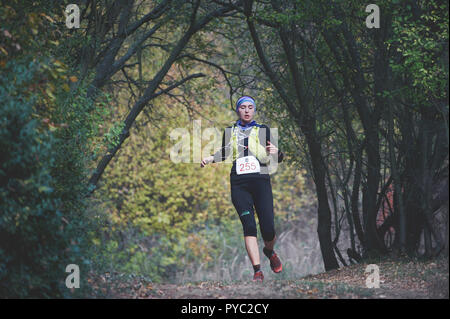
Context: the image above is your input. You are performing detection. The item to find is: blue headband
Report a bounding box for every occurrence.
[236,96,256,113]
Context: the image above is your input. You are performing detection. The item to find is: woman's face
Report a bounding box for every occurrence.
[238,102,255,124]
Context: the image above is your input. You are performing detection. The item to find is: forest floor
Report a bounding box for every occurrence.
[89,255,448,299]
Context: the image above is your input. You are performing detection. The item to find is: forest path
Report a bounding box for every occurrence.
[90,256,448,299]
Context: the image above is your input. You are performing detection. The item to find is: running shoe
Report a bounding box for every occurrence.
[269,252,282,273]
[253,270,264,282]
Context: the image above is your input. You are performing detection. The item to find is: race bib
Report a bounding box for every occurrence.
[236,156,260,175]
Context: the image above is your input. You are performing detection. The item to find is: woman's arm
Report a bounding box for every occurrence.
[261,125,284,163]
[211,129,227,163]
[201,127,231,167]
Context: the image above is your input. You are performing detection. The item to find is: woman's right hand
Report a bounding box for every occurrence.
[201,155,214,168]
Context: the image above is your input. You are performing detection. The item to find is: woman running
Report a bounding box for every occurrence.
[201,96,284,282]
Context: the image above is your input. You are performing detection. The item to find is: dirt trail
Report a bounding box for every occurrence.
[90,257,448,299]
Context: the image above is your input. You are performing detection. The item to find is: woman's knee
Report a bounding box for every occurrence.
[261,229,275,242]
[240,213,257,237]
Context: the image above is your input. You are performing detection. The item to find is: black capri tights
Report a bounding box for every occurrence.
[230,177,276,242]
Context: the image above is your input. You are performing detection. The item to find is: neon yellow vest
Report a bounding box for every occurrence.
[230,125,270,164]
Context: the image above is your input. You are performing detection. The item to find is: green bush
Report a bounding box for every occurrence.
[0,57,105,298]
[0,59,69,297]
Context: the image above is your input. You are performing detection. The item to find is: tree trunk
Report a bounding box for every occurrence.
[305,126,340,271]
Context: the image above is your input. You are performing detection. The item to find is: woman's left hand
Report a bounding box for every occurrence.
[266,141,278,155]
